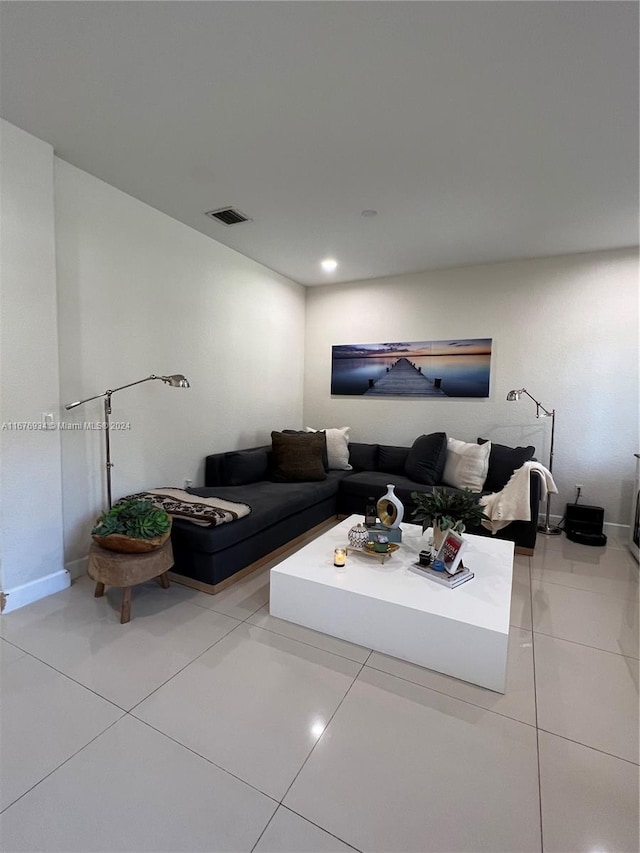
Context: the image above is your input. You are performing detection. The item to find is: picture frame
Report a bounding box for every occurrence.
[330,338,492,397]
[435,529,467,575]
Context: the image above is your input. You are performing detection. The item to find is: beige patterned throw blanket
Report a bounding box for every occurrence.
[124,489,251,527]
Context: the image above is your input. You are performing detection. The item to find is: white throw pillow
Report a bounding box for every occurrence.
[442,437,491,492]
[305,426,352,470]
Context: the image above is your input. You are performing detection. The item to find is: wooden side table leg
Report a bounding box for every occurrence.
[120,587,132,624]
[159,572,170,589]
[94,582,105,598]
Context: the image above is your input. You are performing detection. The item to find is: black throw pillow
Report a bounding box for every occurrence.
[478,438,535,493]
[404,432,448,485]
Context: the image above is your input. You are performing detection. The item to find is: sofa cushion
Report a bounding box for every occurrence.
[478,438,536,493]
[338,471,413,502]
[338,471,447,512]
[283,429,329,470]
[305,426,352,470]
[271,431,327,482]
[183,472,346,553]
[442,437,491,492]
[348,442,379,471]
[404,432,447,485]
[224,448,269,486]
[378,444,410,474]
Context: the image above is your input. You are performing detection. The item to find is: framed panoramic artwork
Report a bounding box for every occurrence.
[331,338,492,398]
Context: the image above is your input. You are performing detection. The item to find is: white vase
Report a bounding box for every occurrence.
[433,521,465,552]
[433,523,445,552]
[376,484,404,528]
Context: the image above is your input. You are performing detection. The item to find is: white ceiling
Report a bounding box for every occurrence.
[1,1,637,286]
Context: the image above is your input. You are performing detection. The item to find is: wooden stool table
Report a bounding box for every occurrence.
[87,539,173,623]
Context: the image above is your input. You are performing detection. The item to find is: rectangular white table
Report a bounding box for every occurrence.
[270,516,515,692]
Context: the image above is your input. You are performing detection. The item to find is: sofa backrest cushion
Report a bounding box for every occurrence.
[404,432,448,485]
[442,437,491,492]
[378,444,410,474]
[478,438,536,493]
[348,442,379,472]
[224,448,270,486]
[270,431,327,482]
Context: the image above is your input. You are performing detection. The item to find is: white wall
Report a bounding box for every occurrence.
[54,160,306,568]
[304,250,639,526]
[1,119,636,614]
[0,121,67,611]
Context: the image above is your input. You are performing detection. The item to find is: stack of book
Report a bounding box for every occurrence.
[410,562,474,588]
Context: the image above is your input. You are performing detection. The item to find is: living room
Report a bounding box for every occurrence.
[0,3,638,851]
[1,1,637,608]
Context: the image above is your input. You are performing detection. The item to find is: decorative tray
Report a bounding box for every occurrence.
[346,542,399,563]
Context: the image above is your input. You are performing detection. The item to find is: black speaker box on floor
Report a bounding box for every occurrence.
[565,503,607,546]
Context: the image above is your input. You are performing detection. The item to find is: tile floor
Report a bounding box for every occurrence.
[1,527,638,852]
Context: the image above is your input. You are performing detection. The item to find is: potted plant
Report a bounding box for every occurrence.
[410,489,488,548]
[92,498,172,553]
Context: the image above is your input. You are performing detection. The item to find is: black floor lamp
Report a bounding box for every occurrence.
[506,387,561,535]
[65,374,190,508]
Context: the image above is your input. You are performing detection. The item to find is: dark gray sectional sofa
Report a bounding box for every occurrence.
[169,437,541,592]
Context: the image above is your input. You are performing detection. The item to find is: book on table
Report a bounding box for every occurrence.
[435,529,467,575]
[410,562,474,588]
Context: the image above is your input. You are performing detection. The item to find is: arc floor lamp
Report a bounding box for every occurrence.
[506,387,561,535]
[66,374,190,509]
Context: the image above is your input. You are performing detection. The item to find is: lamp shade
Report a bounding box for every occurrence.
[161,374,190,388]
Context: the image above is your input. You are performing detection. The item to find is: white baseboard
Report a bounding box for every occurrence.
[65,555,88,581]
[603,521,630,534]
[537,514,631,536]
[1,569,71,614]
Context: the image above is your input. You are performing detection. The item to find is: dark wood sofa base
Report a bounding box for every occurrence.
[515,545,534,556]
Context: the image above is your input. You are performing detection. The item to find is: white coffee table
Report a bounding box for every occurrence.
[270,516,514,692]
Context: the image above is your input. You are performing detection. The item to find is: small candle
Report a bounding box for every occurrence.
[334,548,347,568]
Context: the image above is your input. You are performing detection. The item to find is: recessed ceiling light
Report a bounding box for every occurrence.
[361,209,378,217]
[321,258,338,273]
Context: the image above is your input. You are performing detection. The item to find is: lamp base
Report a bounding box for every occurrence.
[537,523,562,536]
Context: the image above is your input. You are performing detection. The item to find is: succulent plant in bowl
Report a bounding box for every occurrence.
[92,499,171,553]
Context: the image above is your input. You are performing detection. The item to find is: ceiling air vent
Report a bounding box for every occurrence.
[205,207,252,226]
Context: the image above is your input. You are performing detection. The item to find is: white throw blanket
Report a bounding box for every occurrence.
[123,489,251,527]
[480,462,558,533]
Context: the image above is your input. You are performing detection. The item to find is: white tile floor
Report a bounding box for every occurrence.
[1,529,638,852]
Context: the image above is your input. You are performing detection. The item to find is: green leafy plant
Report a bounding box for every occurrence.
[92,499,171,540]
[410,489,488,534]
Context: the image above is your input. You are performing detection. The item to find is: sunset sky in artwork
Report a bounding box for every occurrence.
[332,339,492,358]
